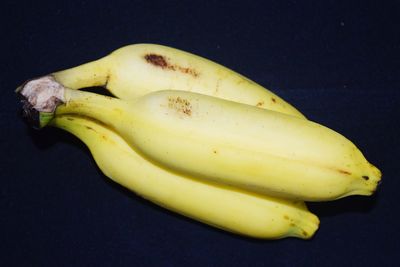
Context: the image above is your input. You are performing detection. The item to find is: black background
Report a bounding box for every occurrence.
[2,0,399,266]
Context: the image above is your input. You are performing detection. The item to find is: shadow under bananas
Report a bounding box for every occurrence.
[307,192,380,218]
[25,124,74,150]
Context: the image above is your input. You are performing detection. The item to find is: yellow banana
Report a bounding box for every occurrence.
[50,43,305,118]
[18,78,381,201]
[50,115,319,239]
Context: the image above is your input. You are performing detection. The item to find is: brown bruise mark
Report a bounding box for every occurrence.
[256,101,264,107]
[144,54,199,77]
[362,175,370,181]
[67,117,74,121]
[283,215,289,220]
[213,150,218,154]
[168,96,192,116]
[290,223,296,227]
[84,124,112,143]
[302,230,309,237]
[271,97,277,103]
[144,54,168,68]
[179,66,199,77]
[338,169,352,175]
[236,78,251,85]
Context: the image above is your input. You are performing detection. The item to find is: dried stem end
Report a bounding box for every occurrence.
[16,75,66,128]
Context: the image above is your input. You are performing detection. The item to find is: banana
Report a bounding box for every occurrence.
[50,115,319,239]
[49,43,305,118]
[18,78,381,201]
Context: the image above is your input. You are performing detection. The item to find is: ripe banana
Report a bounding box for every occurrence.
[18,77,381,201]
[49,43,305,118]
[50,115,319,239]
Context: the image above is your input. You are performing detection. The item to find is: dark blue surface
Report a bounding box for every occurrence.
[2,1,399,266]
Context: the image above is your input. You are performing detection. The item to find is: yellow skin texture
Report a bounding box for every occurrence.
[58,89,381,201]
[50,115,319,239]
[52,43,305,118]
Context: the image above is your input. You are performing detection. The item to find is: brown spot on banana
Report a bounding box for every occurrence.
[338,169,352,175]
[236,78,251,85]
[168,96,192,116]
[256,101,264,107]
[85,125,99,134]
[144,54,168,68]
[144,54,199,77]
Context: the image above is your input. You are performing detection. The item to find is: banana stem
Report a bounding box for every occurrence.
[17,76,66,128]
[52,57,110,89]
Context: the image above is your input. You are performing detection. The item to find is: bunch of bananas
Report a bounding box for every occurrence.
[17,44,381,239]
